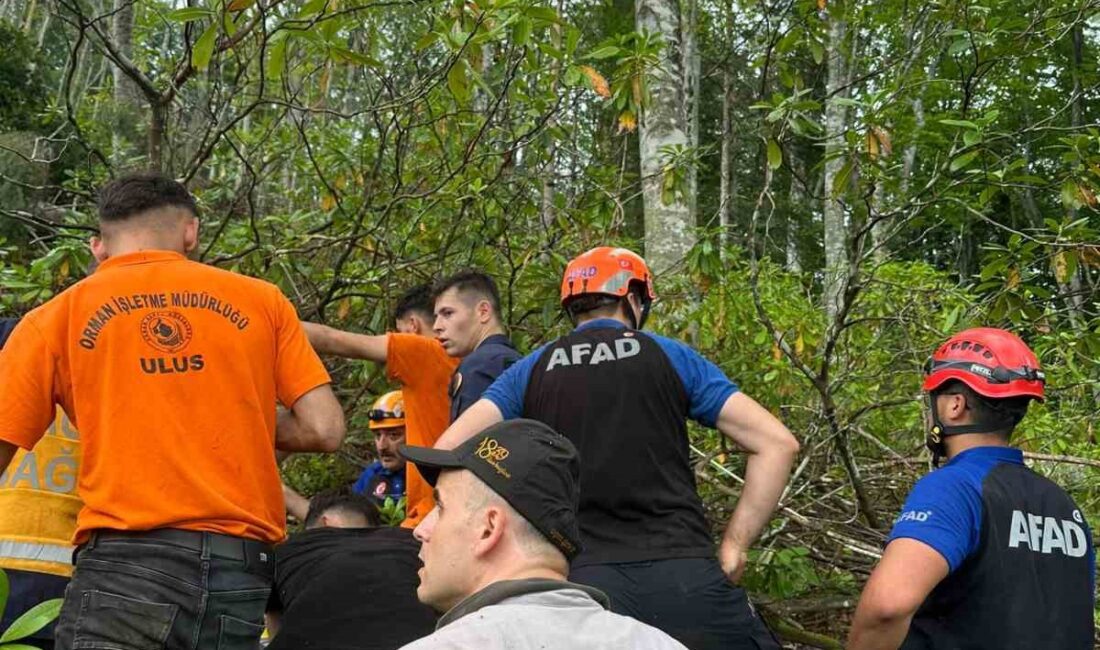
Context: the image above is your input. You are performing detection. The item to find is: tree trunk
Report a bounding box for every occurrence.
[112,0,142,165]
[717,0,734,258]
[822,3,848,319]
[636,0,697,273]
[787,148,805,273]
[1060,23,1086,326]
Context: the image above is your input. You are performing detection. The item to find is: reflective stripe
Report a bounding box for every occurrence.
[0,539,74,565]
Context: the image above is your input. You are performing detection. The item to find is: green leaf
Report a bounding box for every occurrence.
[299,0,328,16]
[266,34,288,80]
[0,599,62,642]
[191,22,218,71]
[947,37,970,56]
[447,61,468,102]
[525,6,558,22]
[586,45,620,60]
[0,644,45,649]
[0,569,8,621]
[766,139,782,170]
[949,150,979,172]
[831,159,853,197]
[168,7,213,22]
[511,18,531,46]
[939,119,979,130]
[809,41,824,65]
[330,47,382,68]
[1061,180,1083,209]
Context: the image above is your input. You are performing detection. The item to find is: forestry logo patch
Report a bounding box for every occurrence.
[140,311,193,353]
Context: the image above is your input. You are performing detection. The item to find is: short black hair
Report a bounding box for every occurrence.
[304,490,381,528]
[97,172,198,223]
[564,283,646,320]
[432,269,503,318]
[392,283,434,323]
[933,380,1032,437]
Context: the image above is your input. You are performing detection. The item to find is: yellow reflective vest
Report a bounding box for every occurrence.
[0,409,81,577]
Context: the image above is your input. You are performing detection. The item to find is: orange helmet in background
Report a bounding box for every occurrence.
[560,247,655,328]
[367,391,405,430]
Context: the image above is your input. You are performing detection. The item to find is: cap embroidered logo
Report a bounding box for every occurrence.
[476,437,511,478]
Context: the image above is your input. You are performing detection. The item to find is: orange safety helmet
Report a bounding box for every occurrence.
[560,247,655,327]
[367,391,405,430]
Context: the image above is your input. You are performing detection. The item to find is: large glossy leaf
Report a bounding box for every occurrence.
[0,598,63,643]
[191,22,218,72]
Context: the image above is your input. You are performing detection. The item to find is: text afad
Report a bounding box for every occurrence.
[546,337,641,370]
[1008,510,1089,557]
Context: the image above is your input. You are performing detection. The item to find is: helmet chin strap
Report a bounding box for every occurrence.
[926,393,1014,467]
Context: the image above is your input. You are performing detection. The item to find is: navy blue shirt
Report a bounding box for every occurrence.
[352,462,405,504]
[887,446,1096,576]
[890,446,1096,649]
[0,319,18,349]
[484,319,737,426]
[450,333,520,422]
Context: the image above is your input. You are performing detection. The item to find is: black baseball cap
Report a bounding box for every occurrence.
[399,419,583,559]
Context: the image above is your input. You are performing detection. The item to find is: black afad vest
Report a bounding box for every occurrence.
[522,326,715,566]
[902,463,1095,649]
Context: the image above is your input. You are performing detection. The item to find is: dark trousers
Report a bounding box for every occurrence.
[0,568,69,649]
[54,529,273,650]
[570,557,781,650]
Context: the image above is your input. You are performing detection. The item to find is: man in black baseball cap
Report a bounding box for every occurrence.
[397,420,686,650]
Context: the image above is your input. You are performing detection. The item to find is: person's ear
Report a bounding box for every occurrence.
[183,216,200,254]
[89,235,109,263]
[472,505,506,559]
[477,299,492,324]
[941,393,969,424]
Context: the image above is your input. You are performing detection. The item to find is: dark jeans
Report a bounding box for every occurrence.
[570,557,781,650]
[0,568,69,649]
[54,529,273,650]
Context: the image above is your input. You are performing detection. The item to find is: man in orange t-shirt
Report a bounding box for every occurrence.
[0,172,346,650]
[303,284,458,527]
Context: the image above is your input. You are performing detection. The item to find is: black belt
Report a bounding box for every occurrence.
[88,528,274,568]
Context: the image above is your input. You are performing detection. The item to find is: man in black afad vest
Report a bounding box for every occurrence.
[434,247,800,650]
[848,328,1095,650]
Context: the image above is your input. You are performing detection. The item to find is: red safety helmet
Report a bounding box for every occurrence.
[560,247,655,305]
[922,328,1045,401]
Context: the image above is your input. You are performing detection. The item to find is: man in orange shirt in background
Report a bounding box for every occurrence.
[303,285,458,526]
[0,172,346,650]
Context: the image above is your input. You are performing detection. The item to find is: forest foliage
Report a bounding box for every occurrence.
[1,0,1098,644]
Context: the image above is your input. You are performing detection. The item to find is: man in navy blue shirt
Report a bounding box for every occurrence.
[431,270,521,421]
[352,390,408,504]
[433,247,799,650]
[849,328,1095,650]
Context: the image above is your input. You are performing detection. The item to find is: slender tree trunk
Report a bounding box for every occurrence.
[541,4,563,230]
[787,148,805,273]
[112,0,141,165]
[717,0,734,258]
[1060,23,1086,325]
[636,0,697,272]
[822,3,849,319]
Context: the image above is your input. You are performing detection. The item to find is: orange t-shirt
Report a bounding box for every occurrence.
[0,250,330,545]
[387,333,458,526]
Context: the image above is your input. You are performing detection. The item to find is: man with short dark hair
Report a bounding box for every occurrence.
[303,285,458,527]
[267,491,437,650]
[398,419,686,649]
[848,328,1095,650]
[431,270,521,421]
[0,171,347,650]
